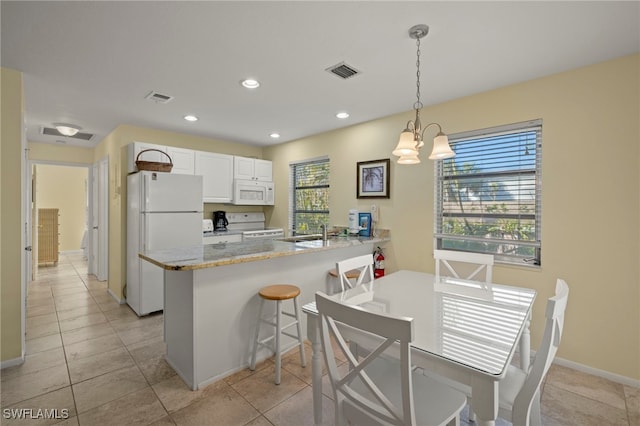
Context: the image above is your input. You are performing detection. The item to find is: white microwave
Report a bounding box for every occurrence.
[232,179,274,205]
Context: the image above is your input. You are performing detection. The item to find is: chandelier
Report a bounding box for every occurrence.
[392,24,455,164]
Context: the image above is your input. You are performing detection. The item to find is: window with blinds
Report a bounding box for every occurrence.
[435,120,542,266]
[289,157,330,235]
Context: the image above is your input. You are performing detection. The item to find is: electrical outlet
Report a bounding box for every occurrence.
[371,204,379,222]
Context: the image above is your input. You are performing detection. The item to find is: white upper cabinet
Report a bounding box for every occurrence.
[128,142,194,175]
[166,146,195,175]
[195,151,234,203]
[233,157,273,181]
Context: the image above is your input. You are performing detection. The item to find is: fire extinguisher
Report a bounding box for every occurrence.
[373,246,385,278]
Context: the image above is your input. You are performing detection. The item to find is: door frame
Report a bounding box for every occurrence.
[92,156,109,281]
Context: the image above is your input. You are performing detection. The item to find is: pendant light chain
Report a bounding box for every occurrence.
[414,36,423,112]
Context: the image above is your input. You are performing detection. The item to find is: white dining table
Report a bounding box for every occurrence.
[302,269,536,426]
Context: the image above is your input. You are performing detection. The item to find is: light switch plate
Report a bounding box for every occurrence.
[371,204,379,221]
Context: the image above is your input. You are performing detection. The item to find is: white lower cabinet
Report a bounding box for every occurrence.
[194,151,234,203]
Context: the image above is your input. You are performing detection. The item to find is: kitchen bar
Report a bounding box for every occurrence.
[139,233,389,390]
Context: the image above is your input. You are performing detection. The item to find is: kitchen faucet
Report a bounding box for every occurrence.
[320,224,328,242]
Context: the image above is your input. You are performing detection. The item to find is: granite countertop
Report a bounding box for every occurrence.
[139,232,389,271]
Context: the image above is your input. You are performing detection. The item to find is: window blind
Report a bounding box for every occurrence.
[289,157,330,235]
[435,120,542,265]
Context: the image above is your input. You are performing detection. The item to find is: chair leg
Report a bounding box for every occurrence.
[293,296,307,367]
[530,390,542,426]
[274,299,282,385]
[250,298,265,371]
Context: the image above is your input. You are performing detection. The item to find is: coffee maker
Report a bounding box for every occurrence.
[213,211,228,231]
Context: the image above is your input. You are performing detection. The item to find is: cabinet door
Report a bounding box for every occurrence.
[166,146,195,175]
[233,156,255,180]
[254,159,273,181]
[195,151,233,203]
[128,142,168,173]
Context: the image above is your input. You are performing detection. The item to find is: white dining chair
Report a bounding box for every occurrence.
[335,253,374,293]
[316,291,467,426]
[434,249,494,284]
[497,278,570,425]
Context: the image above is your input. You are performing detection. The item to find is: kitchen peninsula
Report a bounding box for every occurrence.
[139,233,389,390]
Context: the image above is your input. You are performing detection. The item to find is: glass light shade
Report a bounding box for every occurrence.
[428,133,455,160]
[54,124,81,136]
[397,153,421,164]
[392,130,418,156]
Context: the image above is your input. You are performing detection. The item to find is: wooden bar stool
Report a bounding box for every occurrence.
[249,284,306,384]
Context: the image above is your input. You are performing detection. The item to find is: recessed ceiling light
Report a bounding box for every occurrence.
[336,112,350,119]
[241,79,260,89]
[184,115,198,122]
[269,133,280,139]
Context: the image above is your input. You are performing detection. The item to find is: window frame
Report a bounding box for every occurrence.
[289,156,330,235]
[434,119,542,267]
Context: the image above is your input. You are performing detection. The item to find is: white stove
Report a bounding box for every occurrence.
[226,212,284,240]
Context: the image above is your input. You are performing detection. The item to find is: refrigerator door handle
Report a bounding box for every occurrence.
[143,173,150,212]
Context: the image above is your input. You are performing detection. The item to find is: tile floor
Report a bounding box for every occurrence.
[1,253,638,425]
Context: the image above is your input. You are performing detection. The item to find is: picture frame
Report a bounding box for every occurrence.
[358,212,372,237]
[356,159,390,199]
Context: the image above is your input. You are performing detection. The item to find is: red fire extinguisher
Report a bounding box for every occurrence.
[373,246,385,278]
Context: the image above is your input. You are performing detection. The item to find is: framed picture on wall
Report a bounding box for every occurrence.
[356,159,390,199]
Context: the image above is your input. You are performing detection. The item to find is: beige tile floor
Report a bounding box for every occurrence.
[1,253,638,425]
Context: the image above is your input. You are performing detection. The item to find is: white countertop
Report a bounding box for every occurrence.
[140,232,389,271]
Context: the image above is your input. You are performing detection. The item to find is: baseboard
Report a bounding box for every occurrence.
[1,354,25,370]
[553,356,640,388]
[107,288,126,304]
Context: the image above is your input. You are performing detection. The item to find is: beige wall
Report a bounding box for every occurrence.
[1,68,24,362]
[35,165,88,252]
[265,54,640,380]
[29,142,93,165]
[92,125,264,301]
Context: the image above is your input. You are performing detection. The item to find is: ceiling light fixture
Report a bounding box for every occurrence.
[336,112,350,119]
[53,123,81,137]
[241,79,260,89]
[184,115,198,122]
[392,24,455,164]
[269,133,280,139]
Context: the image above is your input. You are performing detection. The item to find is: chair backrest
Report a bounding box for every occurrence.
[316,292,416,425]
[434,249,494,283]
[336,253,375,292]
[512,279,569,424]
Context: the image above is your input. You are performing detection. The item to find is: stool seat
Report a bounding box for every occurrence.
[250,284,306,384]
[328,268,360,279]
[259,285,300,300]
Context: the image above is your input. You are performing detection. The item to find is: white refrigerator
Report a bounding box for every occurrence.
[127,171,203,316]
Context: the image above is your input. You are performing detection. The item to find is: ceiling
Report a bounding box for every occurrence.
[2,1,639,148]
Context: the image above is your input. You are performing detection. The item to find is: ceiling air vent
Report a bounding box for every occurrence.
[145,90,174,104]
[325,62,360,80]
[40,127,94,141]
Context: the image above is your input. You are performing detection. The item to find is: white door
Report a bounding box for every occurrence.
[145,212,203,250]
[31,164,38,280]
[21,122,29,355]
[88,163,98,275]
[97,157,108,281]
[141,172,202,212]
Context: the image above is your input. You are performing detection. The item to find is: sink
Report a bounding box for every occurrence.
[277,234,324,243]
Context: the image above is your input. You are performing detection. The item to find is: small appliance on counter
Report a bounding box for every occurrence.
[213,210,228,231]
[203,219,214,234]
[348,209,361,234]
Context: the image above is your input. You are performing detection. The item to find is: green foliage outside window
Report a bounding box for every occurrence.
[292,160,330,234]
